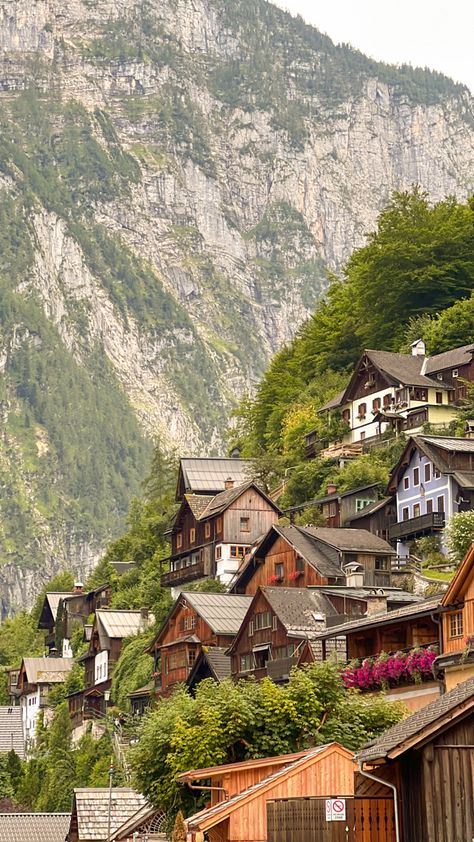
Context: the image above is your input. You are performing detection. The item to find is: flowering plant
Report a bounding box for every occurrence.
[288,571,302,581]
[268,574,282,584]
[341,646,438,692]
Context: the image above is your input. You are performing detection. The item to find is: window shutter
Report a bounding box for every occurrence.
[248,621,254,637]
[272,615,278,631]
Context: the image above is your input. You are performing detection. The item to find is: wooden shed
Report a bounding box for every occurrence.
[182,743,356,842]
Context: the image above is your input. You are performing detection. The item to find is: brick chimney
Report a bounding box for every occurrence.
[326,483,338,495]
[365,590,388,617]
[224,477,234,490]
[73,582,84,593]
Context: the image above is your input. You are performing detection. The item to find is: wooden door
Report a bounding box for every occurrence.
[267,797,396,842]
[354,797,396,842]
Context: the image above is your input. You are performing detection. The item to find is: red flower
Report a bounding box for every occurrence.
[268,574,281,584]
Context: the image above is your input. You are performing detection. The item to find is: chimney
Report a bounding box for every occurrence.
[344,563,365,588]
[464,420,474,440]
[410,338,426,357]
[365,590,388,617]
[224,477,234,490]
[48,647,59,659]
[73,582,84,593]
[140,607,149,622]
[326,483,337,495]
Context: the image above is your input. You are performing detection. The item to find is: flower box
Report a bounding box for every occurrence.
[340,646,439,692]
[288,571,302,581]
[268,575,283,584]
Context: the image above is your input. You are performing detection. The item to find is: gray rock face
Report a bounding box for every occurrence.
[0,0,472,611]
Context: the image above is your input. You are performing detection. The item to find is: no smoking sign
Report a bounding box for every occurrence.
[325,798,346,821]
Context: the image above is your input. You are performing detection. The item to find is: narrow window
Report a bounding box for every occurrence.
[424,463,431,482]
[403,476,410,490]
[402,507,409,521]
[215,545,222,560]
[413,503,420,518]
[216,517,223,534]
[204,522,211,539]
[449,611,463,638]
[426,499,433,514]
[437,495,445,513]
[436,392,443,404]
[358,403,367,418]
[189,528,196,544]
[176,533,183,549]
[413,468,420,486]
[372,398,381,411]
[275,563,284,580]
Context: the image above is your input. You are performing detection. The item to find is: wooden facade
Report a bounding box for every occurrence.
[344,613,439,660]
[267,797,396,842]
[184,744,356,842]
[438,542,474,690]
[241,534,330,596]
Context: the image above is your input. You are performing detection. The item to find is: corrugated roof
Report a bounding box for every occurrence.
[305,526,394,554]
[357,675,474,764]
[183,593,252,635]
[0,708,25,759]
[262,587,337,635]
[45,592,75,621]
[0,813,70,842]
[22,657,73,685]
[180,458,253,493]
[425,343,474,373]
[316,596,441,639]
[73,788,146,840]
[186,746,331,830]
[96,610,155,643]
[422,435,474,453]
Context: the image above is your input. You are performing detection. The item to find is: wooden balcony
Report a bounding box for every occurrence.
[389,512,445,541]
[160,560,205,587]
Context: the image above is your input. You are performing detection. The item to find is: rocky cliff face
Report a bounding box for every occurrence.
[0,0,472,611]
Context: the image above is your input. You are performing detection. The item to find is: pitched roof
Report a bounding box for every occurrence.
[274,526,343,578]
[178,749,311,781]
[261,587,337,635]
[363,349,451,390]
[425,343,474,373]
[204,647,232,680]
[422,435,474,453]
[185,494,214,519]
[71,788,146,840]
[182,592,252,635]
[304,526,394,554]
[109,561,137,576]
[319,587,423,606]
[178,458,253,496]
[21,657,73,685]
[345,496,393,522]
[387,435,474,493]
[284,484,380,513]
[0,813,70,842]
[107,803,164,840]
[199,481,280,520]
[317,389,347,413]
[441,541,474,606]
[185,745,354,831]
[0,708,26,759]
[96,610,155,645]
[315,596,441,639]
[357,675,474,764]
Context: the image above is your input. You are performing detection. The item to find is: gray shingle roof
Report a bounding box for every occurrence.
[72,788,146,840]
[22,657,73,685]
[0,708,25,759]
[425,343,474,373]
[316,596,441,639]
[320,587,422,605]
[96,610,155,644]
[275,526,343,578]
[262,587,337,635]
[183,592,252,635]
[357,675,474,764]
[0,813,70,842]
[317,389,347,413]
[365,349,451,389]
[305,526,394,554]
[109,561,137,577]
[203,647,232,680]
[179,458,253,494]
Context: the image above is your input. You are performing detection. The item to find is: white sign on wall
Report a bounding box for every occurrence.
[325,798,346,822]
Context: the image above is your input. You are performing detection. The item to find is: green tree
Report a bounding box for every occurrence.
[446,511,474,564]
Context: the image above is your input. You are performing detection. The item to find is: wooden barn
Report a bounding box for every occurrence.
[180,743,356,842]
[356,675,474,842]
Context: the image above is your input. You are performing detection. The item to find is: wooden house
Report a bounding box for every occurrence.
[434,541,474,691]
[284,483,380,528]
[146,592,251,697]
[345,495,396,542]
[66,788,146,841]
[17,656,73,743]
[355,675,474,842]
[318,597,442,711]
[387,435,474,556]
[68,610,154,730]
[306,341,471,459]
[180,743,356,842]
[227,586,340,682]
[162,480,281,591]
[37,584,112,657]
[175,457,253,500]
[231,525,395,595]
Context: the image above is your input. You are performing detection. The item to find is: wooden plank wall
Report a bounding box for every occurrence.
[243,535,329,596]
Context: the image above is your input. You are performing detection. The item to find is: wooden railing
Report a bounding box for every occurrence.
[389,512,445,541]
[160,561,205,587]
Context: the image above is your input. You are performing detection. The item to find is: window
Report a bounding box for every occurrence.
[358,403,367,418]
[413,503,420,518]
[188,649,197,666]
[403,476,410,490]
[383,393,392,407]
[230,545,238,557]
[372,397,381,411]
[414,388,428,401]
[275,562,284,580]
[189,528,196,544]
[240,654,253,672]
[453,369,459,378]
[216,517,223,534]
[433,466,441,479]
[437,495,445,513]
[342,409,350,422]
[375,558,389,571]
[240,516,250,532]
[248,621,254,637]
[183,616,196,631]
[424,463,431,482]
[355,498,371,512]
[176,533,183,549]
[426,499,433,514]
[295,555,305,573]
[254,611,272,630]
[273,644,296,660]
[328,501,337,517]
[413,468,420,486]
[437,373,443,381]
[449,611,463,638]
[204,522,211,539]
[360,431,366,441]
[215,545,222,560]
[402,507,409,521]
[436,392,443,404]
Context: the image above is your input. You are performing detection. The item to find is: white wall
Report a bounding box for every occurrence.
[95,650,109,685]
[21,691,40,743]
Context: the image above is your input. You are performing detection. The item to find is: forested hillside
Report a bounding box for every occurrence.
[0,0,472,610]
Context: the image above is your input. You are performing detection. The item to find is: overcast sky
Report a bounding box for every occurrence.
[276,1,474,92]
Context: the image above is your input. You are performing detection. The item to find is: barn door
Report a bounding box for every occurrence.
[354,797,396,842]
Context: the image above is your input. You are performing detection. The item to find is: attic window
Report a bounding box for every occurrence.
[176,533,183,549]
[295,556,305,573]
[453,369,459,378]
[204,522,211,539]
[216,517,223,534]
[189,528,196,544]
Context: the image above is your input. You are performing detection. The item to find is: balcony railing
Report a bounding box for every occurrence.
[160,561,205,587]
[389,511,445,541]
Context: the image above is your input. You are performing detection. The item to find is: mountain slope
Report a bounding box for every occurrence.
[0,0,472,611]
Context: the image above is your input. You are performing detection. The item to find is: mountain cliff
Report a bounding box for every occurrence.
[0,0,472,612]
